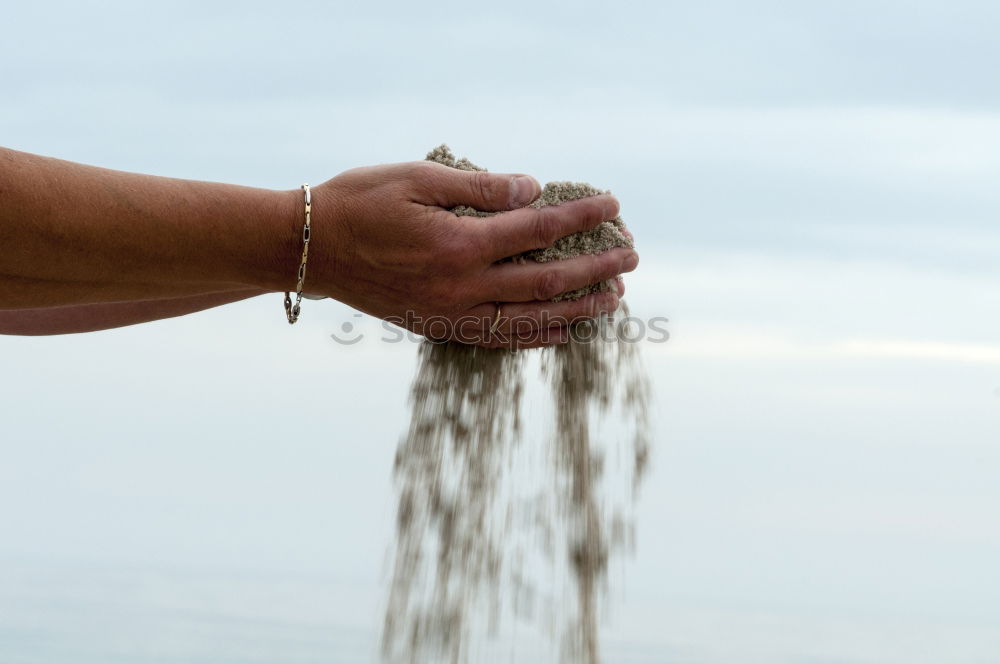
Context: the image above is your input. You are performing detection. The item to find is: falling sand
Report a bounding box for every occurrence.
[382,146,652,664]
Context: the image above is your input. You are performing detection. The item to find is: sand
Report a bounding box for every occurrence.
[381,146,651,664]
[424,145,634,301]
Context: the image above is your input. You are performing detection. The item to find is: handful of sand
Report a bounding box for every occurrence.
[424,144,634,301]
[381,146,651,664]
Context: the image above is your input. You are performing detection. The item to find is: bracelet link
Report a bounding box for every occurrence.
[284,183,312,324]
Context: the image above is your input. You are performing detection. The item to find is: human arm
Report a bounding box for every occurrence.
[0,147,638,346]
[0,288,265,335]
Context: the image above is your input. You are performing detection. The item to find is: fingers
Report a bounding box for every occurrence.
[465,289,623,350]
[419,320,570,350]
[480,324,570,350]
[457,290,620,336]
[413,162,541,211]
[481,247,638,303]
[470,195,621,262]
[415,282,630,350]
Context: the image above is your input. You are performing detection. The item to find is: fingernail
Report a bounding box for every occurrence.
[621,252,639,272]
[510,175,539,208]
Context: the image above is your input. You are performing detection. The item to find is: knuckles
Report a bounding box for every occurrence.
[534,268,565,301]
[469,171,502,209]
[532,207,563,249]
[408,160,441,183]
[406,162,454,205]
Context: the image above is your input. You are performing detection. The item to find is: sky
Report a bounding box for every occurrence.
[1,1,999,663]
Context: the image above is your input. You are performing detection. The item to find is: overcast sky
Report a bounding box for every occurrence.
[2,2,999,663]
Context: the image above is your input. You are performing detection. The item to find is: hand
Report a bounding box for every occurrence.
[303,160,638,348]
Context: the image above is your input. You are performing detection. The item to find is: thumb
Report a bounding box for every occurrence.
[424,164,541,211]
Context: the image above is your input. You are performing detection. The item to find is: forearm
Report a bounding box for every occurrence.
[0,146,639,349]
[0,147,300,308]
[0,287,267,335]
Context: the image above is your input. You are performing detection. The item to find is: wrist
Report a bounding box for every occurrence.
[249,186,304,293]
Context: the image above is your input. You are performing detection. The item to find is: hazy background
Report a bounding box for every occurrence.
[2,1,999,662]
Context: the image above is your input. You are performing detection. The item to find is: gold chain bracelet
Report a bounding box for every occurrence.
[283,183,312,324]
